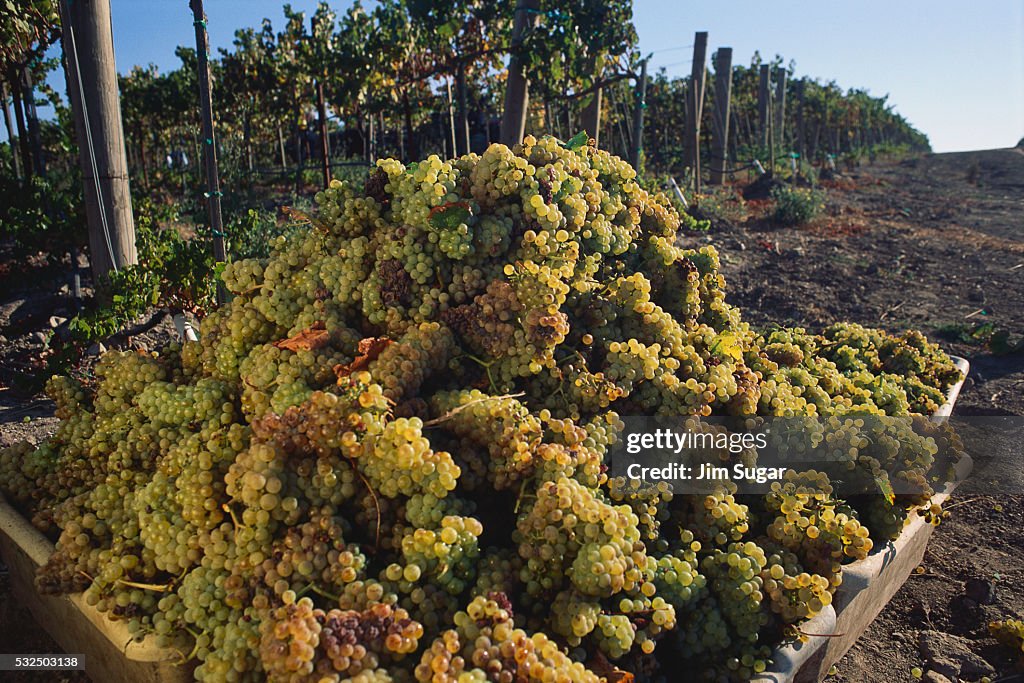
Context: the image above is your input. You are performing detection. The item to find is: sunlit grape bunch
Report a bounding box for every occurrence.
[0,136,965,683]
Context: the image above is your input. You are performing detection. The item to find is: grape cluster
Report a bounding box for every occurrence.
[0,137,965,683]
[414,594,601,683]
[989,619,1024,662]
[258,592,423,682]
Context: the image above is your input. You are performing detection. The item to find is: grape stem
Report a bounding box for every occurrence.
[940,496,980,510]
[555,349,584,365]
[310,584,341,602]
[423,392,525,427]
[514,480,539,514]
[170,647,191,666]
[222,503,248,541]
[513,479,528,514]
[116,578,175,592]
[460,354,499,393]
[346,455,382,552]
[182,626,202,662]
[796,627,846,638]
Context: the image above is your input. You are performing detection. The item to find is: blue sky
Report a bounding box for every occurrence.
[15,0,1024,152]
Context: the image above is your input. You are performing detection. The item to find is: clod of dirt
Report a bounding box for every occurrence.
[922,671,953,683]
[964,577,998,605]
[927,657,959,679]
[948,594,979,615]
[741,173,785,200]
[919,630,996,679]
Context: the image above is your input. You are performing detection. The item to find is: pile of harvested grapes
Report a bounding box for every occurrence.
[0,137,964,682]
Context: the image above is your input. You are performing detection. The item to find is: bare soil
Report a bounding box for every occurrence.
[0,148,1021,682]
[710,148,1024,683]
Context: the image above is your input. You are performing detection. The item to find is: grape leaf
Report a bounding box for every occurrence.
[553,180,573,203]
[334,337,394,379]
[282,206,330,233]
[874,476,895,506]
[428,201,472,231]
[563,131,589,151]
[588,650,634,683]
[274,322,330,352]
[711,332,744,361]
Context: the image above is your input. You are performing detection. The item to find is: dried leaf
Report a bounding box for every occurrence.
[587,651,634,683]
[334,337,393,380]
[282,205,330,233]
[273,322,330,352]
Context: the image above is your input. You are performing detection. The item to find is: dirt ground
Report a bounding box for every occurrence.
[713,148,1024,683]
[0,148,1021,682]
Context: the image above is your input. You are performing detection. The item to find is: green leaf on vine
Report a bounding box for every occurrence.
[563,131,589,151]
[710,332,743,361]
[874,476,895,506]
[428,201,472,231]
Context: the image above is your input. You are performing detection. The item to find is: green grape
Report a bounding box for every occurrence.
[0,140,967,683]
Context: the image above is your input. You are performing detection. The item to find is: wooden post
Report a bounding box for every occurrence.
[758,64,770,148]
[630,58,648,172]
[367,113,376,162]
[795,78,805,161]
[709,47,732,186]
[580,55,603,144]
[277,125,287,168]
[243,109,253,173]
[293,117,303,194]
[397,111,405,159]
[402,92,417,160]
[455,62,470,155]
[445,75,457,157]
[311,14,330,184]
[616,89,631,157]
[500,0,540,147]
[189,0,226,268]
[316,80,330,186]
[0,81,21,181]
[767,84,776,173]
[137,125,149,187]
[10,74,32,178]
[773,66,787,152]
[58,0,137,281]
[683,32,708,191]
[580,86,602,145]
[20,66,46,175]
